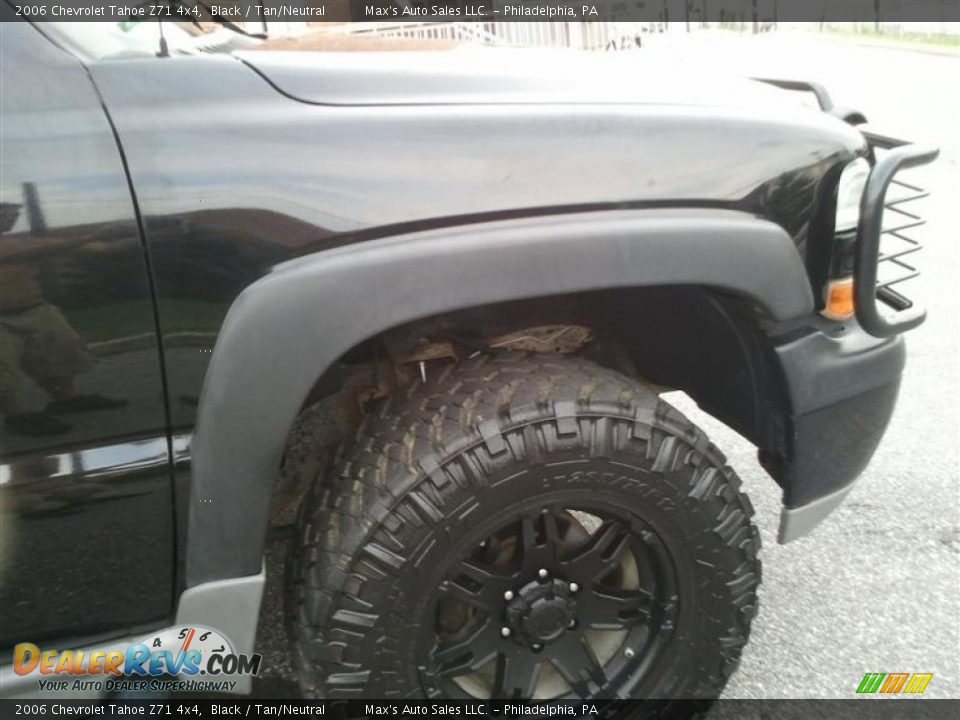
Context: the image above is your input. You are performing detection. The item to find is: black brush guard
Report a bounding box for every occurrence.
[856,131,938,337]
[755,77,939,338]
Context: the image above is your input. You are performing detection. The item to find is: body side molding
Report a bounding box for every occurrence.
[186,209,814,587]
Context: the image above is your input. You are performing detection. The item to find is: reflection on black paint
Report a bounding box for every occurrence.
[87,51,863,431]
[0,17,868,649]
[0,21,172,645]
[1,183,131,439]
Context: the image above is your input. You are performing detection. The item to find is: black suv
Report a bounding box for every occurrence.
[0,15,937,702]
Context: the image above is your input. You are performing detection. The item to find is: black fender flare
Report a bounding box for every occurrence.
[186,208,814,587]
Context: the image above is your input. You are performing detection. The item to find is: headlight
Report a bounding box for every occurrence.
[835,158,871,233]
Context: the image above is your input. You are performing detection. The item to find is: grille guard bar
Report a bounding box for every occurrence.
[856,132,939,338]
[752,77,939,337]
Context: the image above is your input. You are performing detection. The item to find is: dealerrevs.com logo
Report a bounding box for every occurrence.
[14,625,262,693]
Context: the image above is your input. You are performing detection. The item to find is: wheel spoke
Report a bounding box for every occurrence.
[440,558,514,612]
[543,510,561,547]
[491,650,543,700]
[426,504,678,699]
[480,535,502,564]
[430,618,500,678]
[437,577,495,613]
[518,512,559,572]
[547,633,607,697]
[455,557,510,585]
[561,520,630,584]
[578,586,656,630]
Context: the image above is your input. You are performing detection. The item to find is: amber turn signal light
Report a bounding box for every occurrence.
[822,277,855,321]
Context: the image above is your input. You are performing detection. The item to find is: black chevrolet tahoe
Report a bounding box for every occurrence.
[0,12,938,703]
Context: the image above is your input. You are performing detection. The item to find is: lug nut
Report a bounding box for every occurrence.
[569,582,579,593]
[531,643,543,652]
[538,568,549,579]
[624,648,636,659]
[504,590,514,601]
[501,627,512,638]
[568,618,577,629]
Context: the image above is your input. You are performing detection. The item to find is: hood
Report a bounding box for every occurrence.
[234,47,809,111]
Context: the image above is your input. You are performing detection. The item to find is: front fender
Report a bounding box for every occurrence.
[185,208,814,590]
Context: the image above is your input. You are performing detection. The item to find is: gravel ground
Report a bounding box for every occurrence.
[249,31,960,703]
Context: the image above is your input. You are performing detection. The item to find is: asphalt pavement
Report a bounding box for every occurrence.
[249,31,960,703]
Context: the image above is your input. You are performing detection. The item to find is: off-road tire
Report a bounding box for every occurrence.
[287,354,760,700]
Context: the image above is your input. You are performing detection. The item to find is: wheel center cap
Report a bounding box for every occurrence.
[506,578,576,645]
[522,599,571,642]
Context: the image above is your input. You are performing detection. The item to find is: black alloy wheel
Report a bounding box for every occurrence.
[288,354,760,701]
[425,504,679,699]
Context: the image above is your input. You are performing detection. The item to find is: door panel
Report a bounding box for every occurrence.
[0,20,172,650]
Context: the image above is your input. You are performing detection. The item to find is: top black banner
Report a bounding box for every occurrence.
[3,0,960,23]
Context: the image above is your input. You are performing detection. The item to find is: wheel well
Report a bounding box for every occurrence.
[186,209,812,587]
[278,285,789,502]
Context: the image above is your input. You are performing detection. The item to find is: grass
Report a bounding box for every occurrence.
[821,26,960,49]
[66,298,227,344]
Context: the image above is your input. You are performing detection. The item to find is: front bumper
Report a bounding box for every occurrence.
[764,122,936,542]
[769,322,905,542]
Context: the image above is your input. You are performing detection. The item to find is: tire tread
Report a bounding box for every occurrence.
[287,353,760,699]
